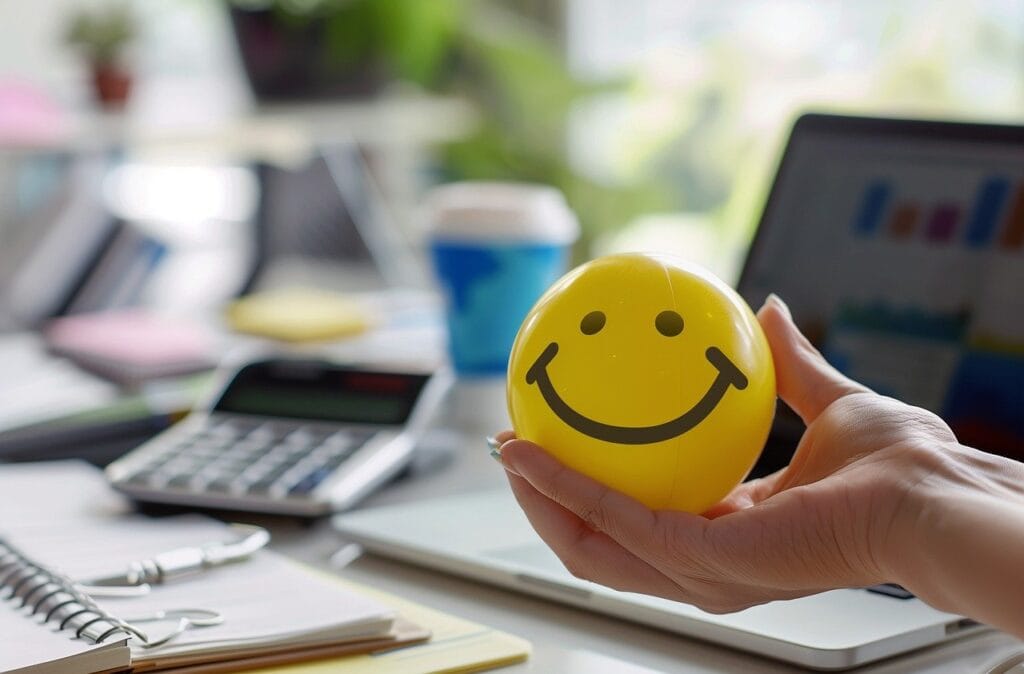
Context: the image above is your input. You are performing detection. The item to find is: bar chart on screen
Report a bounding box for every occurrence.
[850,176,1024,249]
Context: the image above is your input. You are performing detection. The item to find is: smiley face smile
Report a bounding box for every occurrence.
[525,341,749,445]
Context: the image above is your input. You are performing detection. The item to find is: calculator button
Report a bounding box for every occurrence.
[200,458,242,476]
[208,421,247,439]
[309,443,348,462]
[322,450,353,470]
[181,447,220,463]
[217,450,256,465]
[138,456,172,472]
[248,452,284,468]
[204,477,235,493]
[205,462,249,480]
[267,441,302,455]
[226,441,269,458]
[160,462,201,477]
[124,470,159,486]
[189,431,227,445]
[191,442,230,456]
[258,447,289,464]
[245,466,295,495]
[287,466,334,495]
[164,474,196,489]
[240,458,284,481]
[185,454,223,468]
[283,429,316,446]
[235,439,271,453]
[350,430,376,444]
[322,432,354,448]
[245,427,278,443]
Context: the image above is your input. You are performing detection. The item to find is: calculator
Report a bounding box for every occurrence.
[106,359,451,516]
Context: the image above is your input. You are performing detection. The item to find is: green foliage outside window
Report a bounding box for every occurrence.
[228,0,674,255]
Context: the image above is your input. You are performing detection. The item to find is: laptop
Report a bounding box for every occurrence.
[334,113,1024,669]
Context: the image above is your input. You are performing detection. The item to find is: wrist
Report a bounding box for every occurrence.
[881,442,1024,611]
[873,441,963,590]
[883,472,951,605]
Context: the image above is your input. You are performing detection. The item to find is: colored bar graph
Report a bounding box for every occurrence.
[999,183,1024,250]
[925,203,959,243]
[852,180,891,236]
[850,175,1024,249]
[965,177,1010,247]
[888,203,919,239]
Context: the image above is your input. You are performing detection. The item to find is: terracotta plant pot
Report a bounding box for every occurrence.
[91,63,132,109]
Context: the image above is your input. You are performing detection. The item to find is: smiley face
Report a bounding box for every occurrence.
[507,253,776,513]
[526,310,749,444]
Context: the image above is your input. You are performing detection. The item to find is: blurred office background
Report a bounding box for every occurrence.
[0,0,1022,457]
[3,0,1024,302]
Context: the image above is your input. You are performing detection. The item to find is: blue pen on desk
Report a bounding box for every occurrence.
[80,524,270,591]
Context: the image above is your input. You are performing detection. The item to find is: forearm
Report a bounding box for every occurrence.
[894,459,1024,637]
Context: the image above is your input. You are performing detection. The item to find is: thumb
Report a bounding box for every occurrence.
[756,295,868,424]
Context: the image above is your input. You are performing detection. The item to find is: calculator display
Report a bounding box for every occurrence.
[213,361,431,426]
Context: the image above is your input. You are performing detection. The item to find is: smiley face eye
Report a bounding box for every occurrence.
[580,310,606,335]
[655,310,684,337]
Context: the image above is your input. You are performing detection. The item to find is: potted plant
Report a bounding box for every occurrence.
[64,2,136,109]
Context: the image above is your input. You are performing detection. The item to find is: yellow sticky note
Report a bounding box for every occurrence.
[226,288,371,342]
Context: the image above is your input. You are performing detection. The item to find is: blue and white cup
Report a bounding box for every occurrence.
[426,182,579,378]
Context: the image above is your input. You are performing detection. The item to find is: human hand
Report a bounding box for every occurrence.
[496,295,1024,620]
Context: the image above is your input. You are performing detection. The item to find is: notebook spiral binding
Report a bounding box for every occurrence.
[0,536,147,646]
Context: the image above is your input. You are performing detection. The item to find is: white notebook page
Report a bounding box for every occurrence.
[0,462,394,670]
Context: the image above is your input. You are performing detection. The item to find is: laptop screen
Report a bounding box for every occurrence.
[739,114,1024,462]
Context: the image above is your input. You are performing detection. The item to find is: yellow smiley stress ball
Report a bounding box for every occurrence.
[507,253,776,514]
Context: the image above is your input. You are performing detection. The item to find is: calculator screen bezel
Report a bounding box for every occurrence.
[212,360,432,426]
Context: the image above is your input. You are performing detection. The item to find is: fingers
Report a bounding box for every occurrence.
[505,471,683,597]
[500,441,867,608]
[500,439,662,554]
[701,467,787,519]
[494,429,517,444]
[757,295,868,424]
[501,439,709,586]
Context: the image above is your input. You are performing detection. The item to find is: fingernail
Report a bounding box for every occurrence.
[487,435,504,464]
[493,440,522,476]
[766,293,792,318]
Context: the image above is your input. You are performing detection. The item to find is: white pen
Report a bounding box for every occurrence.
[81,524,270,589]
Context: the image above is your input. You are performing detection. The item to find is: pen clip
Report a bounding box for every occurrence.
[201,524,271,566]
[127,608,224,649]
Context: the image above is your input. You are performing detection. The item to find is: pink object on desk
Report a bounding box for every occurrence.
[44,310,215,386]
[0,81,65,147]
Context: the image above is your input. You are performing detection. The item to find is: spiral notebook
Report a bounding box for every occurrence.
[0,464,424,674]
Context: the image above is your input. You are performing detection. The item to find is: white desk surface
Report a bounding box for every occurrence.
[2,311,1019,671]
[263,423,1024,674]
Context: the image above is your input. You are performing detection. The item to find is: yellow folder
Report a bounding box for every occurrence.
[222,576,531,674]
